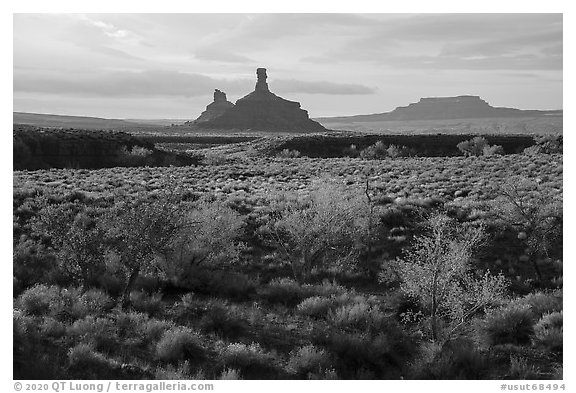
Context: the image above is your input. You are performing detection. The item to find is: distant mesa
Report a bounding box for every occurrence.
[194,68,326,132]
[195,89,235,124]
[316,95,563,123]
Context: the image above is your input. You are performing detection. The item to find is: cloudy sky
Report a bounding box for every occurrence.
[13,13,562,119]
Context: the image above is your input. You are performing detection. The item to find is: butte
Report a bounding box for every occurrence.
[195,68,326,132]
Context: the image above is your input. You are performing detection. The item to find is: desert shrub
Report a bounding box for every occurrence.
[533,311,562,353]
[171,293,210,323]
[286,345,334,378]
[110,310,149,345]
[77,288,115,316]
[68,316,119,352]
[309,280,348,297]
[523,145,541,155]
[258,277,312,307]
[479,303,535,346]
[155,360,193,380]
[206,271,258,300]
[113,310,174,348]
[47,287,85,321]
[14,310,63,379]
[483,144,504,156]
[16,285,114,322]
[198,302,249,339]
[457,137,489,157]
[201,151,229,165]
[552,366,563,380]
[219,368,242,380]
[296,290,376,319]
[277,149,301,158]
[13,239,59,291]
[39,316,67,338]
[15,284,61,316]
[360,141,388,159]
[534,135,563,154]
[297,296,335,317]
[328,302,387,332]
[323,329,415,379]
[68,343,116,369]
[509,356,541,379]
[217,342,282,379]
[258,278,345,307]
[514,291,562,318]
[67,343,120,378]
[115,146,154,167]
[413,338,489,379]
[129,290,164,316]
[386,144,410,158]
[140,318,175,344]
[155,327,206,363]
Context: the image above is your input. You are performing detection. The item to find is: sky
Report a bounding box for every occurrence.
[13,13,563,119]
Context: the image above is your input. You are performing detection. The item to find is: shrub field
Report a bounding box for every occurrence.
[13,133,562,380]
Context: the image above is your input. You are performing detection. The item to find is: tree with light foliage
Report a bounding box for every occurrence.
[395,213,508,342]
[265,182,371,282]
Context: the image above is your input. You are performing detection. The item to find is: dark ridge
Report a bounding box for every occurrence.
[316,96,563,123]
[13,125,198,170]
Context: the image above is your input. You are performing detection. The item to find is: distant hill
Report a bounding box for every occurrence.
[124,119,189,126]
[315,96,562,123]
[13,112,155,130]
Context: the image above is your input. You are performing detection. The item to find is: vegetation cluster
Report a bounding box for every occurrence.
[13,135,562,380]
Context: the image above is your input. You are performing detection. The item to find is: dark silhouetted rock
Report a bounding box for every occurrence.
[195,89,235,124]
[316,95,563,123]
[255,67,269,92]
[197,68,326,132]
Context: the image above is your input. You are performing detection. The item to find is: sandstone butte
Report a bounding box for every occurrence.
[194,68,326,132]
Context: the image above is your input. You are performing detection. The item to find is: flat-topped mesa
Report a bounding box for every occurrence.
[387,95,500,121]
[197,68,326,132]
[194,89,235,124]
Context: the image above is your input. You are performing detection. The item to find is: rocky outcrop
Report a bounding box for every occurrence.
[197,68,326,132]
[194,89,235,124]
[387,96,499,120]
[316,95,563,123]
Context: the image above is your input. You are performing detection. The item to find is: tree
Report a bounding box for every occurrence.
[32,200,106,288]
[395,213,508,341]
[103,193,189,308]
[168,200,245,269]
[493,180,562,281]
[264,183,371,282]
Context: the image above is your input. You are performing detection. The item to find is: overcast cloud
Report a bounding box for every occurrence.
[13,13,562,118]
